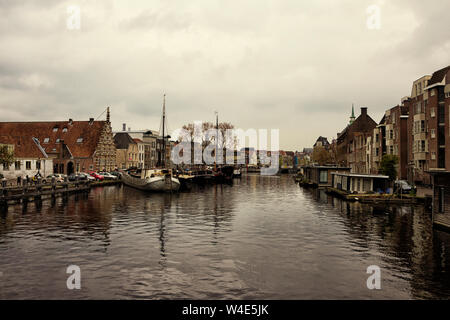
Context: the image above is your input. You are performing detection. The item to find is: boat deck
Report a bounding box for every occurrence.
[434,213,450,231]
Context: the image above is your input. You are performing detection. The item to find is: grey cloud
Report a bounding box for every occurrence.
[0,0,448,150]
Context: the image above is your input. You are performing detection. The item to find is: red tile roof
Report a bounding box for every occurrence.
[0,121,107,159]
[0,135,46,158]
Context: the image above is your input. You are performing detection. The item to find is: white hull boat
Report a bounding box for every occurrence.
[122,169,180,192]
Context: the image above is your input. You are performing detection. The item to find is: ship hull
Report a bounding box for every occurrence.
[122,172,180,192]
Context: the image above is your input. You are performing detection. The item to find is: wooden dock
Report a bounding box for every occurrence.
[0,180,121,208]
[323,187,429,205]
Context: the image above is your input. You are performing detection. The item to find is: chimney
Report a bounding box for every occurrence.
[361,107,368,116]
[89,118,94,125]
[123,123,126,131]
[128,127,131,132]
[69,118,73,125]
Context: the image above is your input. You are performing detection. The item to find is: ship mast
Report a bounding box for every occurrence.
[215,111,218,171]
[162,94,166,168]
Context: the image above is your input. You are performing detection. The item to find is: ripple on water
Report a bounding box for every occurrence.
[0,175,449,299]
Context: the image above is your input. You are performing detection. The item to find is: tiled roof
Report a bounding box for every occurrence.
[133,138,143,143]
[428,66,450,86]
[0,135,47,158]
[0,121,107,158]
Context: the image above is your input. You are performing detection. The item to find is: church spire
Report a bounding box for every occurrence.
[349,104,355,124]
[106,107,110,123]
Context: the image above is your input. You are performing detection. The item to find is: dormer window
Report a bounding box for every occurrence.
[44,138,50,143]
[77,137,83,143]
[56,139,61,143]
[62,128,68,133]
[53,127,58,132]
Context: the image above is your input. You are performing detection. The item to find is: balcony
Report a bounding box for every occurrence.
[414,152,427,161]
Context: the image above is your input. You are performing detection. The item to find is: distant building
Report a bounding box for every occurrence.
[313,136,330,150]
[114,132,139,169]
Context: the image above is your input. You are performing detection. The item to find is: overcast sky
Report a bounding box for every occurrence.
[0,0,449,150]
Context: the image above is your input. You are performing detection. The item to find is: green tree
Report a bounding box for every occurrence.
[0,145,14,166]
[312,145,332,165]
[379,154,398,181]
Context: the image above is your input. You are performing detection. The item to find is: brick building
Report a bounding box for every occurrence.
[336,107,378,173]
[0,110,116,175]
[372,104,409,179]
[402,66,450,185]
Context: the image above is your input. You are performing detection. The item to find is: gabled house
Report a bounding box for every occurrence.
[0,137,53,179]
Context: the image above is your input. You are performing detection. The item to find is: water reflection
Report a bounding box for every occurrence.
[0,176,449,299]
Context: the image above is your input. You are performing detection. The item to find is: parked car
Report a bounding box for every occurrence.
[79,173,95,181]
[68,173,85,181]
[42,174,65,184]
[394,180,416,194]
[89,172,104,181]
[99,172,118,180]
[110,171,122,179]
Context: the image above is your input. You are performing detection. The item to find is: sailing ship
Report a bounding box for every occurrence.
[121,95,180,192]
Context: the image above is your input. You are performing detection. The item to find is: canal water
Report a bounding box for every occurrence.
[0,174,449,299]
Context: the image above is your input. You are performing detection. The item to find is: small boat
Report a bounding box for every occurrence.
[177,173,194,191]
[122,168,180,192]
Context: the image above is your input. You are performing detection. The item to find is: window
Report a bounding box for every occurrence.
[53,127,58,132]
[36,160,41,170]
[375,148,379,156]
[415,103,421,114]
[62,128,68,133]
[56,139,61,143]
[3,163,9,171]
[77,138,83,143]
[439,187,445,213]
[432,152,436,160]
[319,170,328,184]
[44,138,50,143]
[431,129,436,138]
[421,140,426,152]
[389,145,394,154]
[15,161,21,170]
[26,161,31,170]
[431,108,435,117]
[421,120,425,133]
